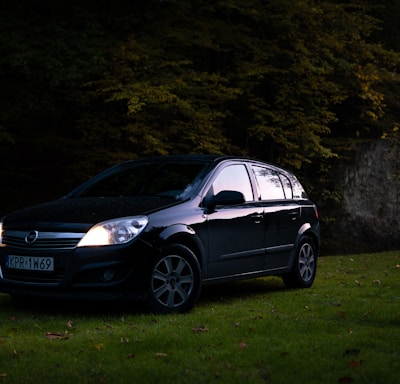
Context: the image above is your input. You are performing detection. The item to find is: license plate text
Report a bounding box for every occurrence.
[7,255,54,272]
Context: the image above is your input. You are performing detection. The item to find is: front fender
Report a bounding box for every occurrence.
[158,224,196,241]
[156,224,207,275]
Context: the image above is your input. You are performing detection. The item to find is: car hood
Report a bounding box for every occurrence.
[3,196,179,232]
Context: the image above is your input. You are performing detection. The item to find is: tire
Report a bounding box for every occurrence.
[147,244,202,314]
[282,236,317,289]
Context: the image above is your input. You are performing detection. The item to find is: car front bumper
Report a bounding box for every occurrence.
[0,239,156,301]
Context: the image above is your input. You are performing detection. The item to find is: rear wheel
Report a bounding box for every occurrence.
[147,244,201,314]
[282,236,317,288]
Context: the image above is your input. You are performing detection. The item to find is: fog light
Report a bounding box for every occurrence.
[101,270,115,282]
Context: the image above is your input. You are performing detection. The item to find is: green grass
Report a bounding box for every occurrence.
[1,251,400,383]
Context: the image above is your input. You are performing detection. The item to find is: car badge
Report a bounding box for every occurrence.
[25,230,39,244]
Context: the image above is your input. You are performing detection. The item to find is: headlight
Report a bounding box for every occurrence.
[77,216,148,247]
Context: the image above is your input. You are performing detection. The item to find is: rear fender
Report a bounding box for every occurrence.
[287,223,319,268]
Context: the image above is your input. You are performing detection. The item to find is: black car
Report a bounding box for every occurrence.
[0,155,320,313]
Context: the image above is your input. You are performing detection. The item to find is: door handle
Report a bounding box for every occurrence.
[250,214,263,223]
[288,210,299,220]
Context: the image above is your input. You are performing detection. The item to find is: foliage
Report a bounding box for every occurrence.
[0,0,399,224]
[0,251,399,383]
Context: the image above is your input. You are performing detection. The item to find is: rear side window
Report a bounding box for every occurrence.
[279,173,293,199]
[291,177,307,199]
[252,166,285,200]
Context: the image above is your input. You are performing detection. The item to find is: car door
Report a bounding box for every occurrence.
[251,166,301,270]
[204,163,266,279]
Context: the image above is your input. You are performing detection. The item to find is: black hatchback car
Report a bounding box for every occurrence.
[0,155,320,313]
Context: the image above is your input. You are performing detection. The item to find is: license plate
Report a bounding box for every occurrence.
[7,255,54,272]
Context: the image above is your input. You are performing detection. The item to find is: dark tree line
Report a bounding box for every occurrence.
[1,0,400,237]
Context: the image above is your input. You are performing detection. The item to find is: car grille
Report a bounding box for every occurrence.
[2,230,85,250]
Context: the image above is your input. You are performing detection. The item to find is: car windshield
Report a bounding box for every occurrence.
[75,161,210,200]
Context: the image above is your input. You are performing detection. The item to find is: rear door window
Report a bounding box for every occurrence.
[252,166,285,200]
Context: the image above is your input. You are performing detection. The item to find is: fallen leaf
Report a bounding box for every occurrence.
[45,332,71,340]
[66,321,74,329]
[349,360,363,368]
[0,373,7,378]
[373,279,381,284]
[337,311,347,319]
[155,352,168,357]
[126,353,135,359]
[94,343,104,350]
[239,342,247,349]
[192,325,209,333]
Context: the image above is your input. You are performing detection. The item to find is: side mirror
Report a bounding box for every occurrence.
[207,190,245,209]
[214,190,245,205]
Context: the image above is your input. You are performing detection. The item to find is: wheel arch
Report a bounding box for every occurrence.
[289,223,320,267]
[297,223,319,250]
[282,225,319,289]
[157,224,206,273]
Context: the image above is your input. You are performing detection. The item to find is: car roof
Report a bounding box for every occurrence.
[136,154,288,169]
[132,154,231,163]
[118,154,292,174]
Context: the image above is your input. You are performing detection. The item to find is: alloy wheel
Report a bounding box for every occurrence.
[151,254,195,309]
[298,242,315,283]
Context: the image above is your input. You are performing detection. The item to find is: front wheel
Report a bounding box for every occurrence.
[282,236,317,288]
[147,244,202,314]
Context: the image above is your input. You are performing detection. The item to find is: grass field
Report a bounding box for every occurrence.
[1,251,399,383]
